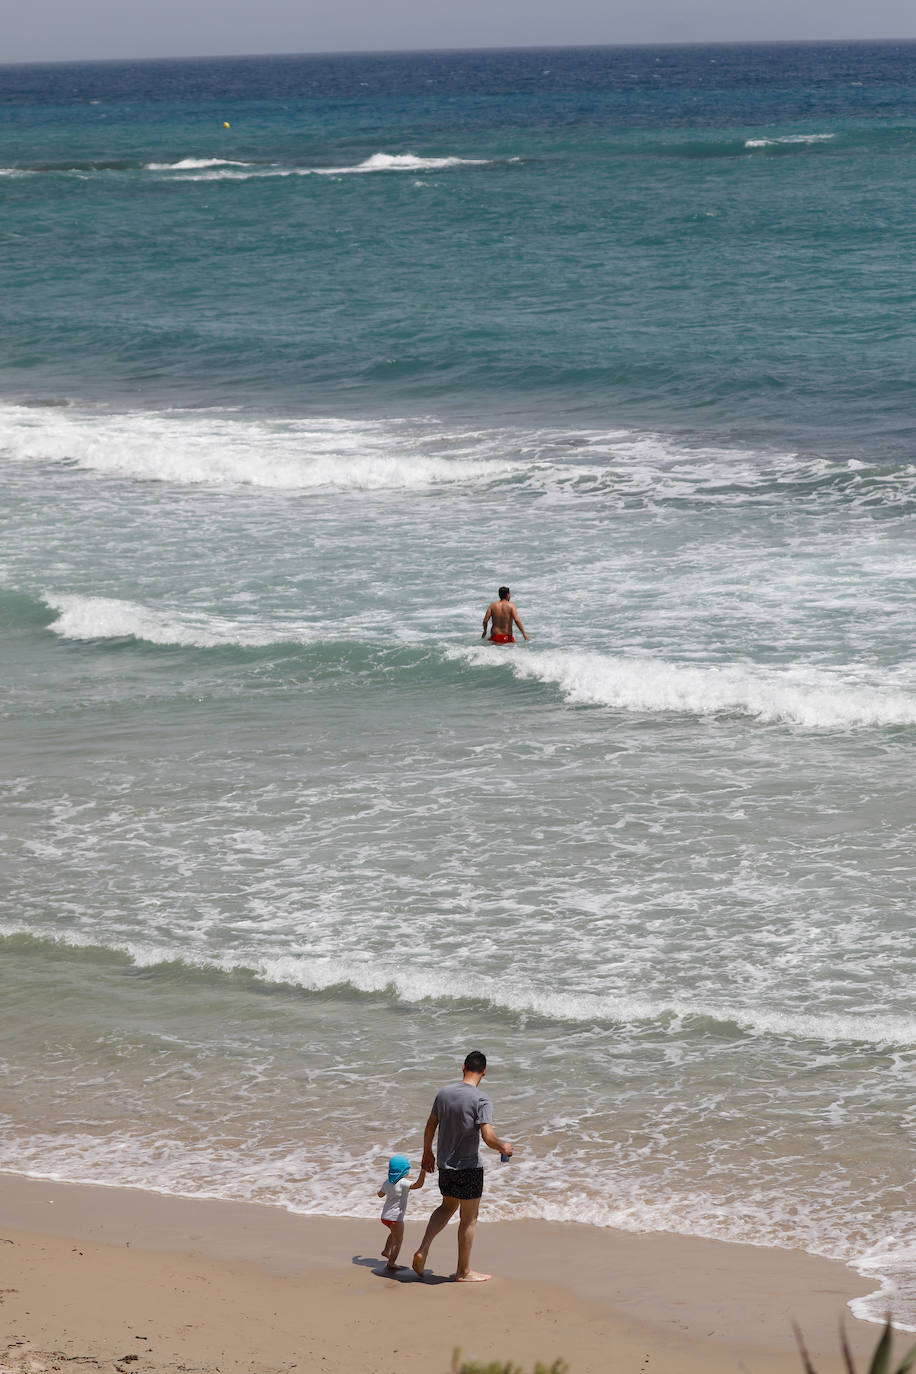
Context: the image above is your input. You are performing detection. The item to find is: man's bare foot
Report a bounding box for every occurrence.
[411,1251,426,1278]
[455,1271,491,1282]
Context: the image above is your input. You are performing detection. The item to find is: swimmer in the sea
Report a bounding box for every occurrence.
[482,586,529,645]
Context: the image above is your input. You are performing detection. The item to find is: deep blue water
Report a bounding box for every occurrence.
[2,43,916,452]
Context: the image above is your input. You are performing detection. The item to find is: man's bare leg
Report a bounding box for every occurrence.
[455,1197,490,1282]
[412,1196,459,1277]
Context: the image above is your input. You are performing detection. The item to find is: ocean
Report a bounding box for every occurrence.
[1,40,914,1327]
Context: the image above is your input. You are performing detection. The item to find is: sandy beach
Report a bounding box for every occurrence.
[0,1171,888,1374]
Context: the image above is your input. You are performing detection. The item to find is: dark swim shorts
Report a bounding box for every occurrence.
[438,1166,485,1200]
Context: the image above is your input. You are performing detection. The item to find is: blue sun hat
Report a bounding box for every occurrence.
[388,1153,410,1183]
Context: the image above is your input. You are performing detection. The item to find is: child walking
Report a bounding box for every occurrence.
[378,1153,426,1270]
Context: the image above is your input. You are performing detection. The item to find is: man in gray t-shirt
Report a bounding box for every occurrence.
[411,1050,513,1283]
[432,1079,493,1170]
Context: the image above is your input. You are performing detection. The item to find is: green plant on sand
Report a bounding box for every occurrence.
[450,1354,568,1374]
[795,1319,916,1374]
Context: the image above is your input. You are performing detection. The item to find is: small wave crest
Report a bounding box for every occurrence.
[0,151,490,183]
[145,157,252,171]
[451,646,916,730]
[852,1240,916,1331]
[745,133,836,149]
[42,594,313,648]
[2,927,915,1048]
[4,401,914,508]
[0,403,513,490]
[147,151,491,181]
[321,152,490,174]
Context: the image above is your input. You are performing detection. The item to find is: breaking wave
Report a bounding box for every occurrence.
[146,151,492,181]
[42,594,313,647]
[2,928,914,1048]
[453,646,916,730]
[0,403,514,490]
[3,400,915,510]
[745,133,836,149]
[145,156,251,170]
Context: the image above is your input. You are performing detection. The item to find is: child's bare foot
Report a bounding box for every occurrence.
[386,1261,405,1271]
[455,1271,491,1282]
[411,1251,425,1278]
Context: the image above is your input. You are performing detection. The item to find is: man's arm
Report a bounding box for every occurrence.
[510,604,529,641]
[480,1123,512,1157]
[421,1112,438,1173]
[482,604,493,639]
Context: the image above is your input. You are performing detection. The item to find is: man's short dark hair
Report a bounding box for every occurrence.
[498,586,510,600]
[463,1050,487,1073]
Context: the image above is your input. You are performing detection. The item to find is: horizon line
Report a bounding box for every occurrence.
[3,34,916,71]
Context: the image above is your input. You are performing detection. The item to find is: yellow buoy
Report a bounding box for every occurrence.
[223,121,230,129]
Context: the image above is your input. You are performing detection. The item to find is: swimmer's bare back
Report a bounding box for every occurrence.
[482,596,529,642]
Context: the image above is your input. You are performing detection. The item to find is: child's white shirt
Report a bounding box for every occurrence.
[380,1178,412,1221]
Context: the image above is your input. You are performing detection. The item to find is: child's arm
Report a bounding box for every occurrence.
[410,1169,427,1191]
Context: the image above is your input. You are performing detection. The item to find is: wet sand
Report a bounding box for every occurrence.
[0,1172,885,1374]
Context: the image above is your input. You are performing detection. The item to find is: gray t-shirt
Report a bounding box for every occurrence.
[432,1081,493,1171]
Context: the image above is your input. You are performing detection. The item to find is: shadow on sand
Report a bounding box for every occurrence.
[352,1254,454,1285]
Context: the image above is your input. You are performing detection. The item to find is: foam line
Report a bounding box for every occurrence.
[0,404,511,490]
[42,594,312,647]
[745,133,836,148]
[315,152,491,174]
[145,157,252,170]
[146,152,490,180]
[2,927,914,1048]
[451,646,916,730]
[4,401,915,507]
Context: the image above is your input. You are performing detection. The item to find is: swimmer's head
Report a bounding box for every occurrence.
[498,586,510,600]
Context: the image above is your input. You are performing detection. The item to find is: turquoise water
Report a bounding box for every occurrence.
[1,42,915,1325]
[5,44,916,448]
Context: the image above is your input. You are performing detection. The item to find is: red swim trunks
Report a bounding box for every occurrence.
[490,632,515,645]
[380,1218,397,1229]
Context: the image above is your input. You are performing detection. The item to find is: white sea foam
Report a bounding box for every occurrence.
[450,646,916,730]
[852,1239,916,1330]
[745,133,836,148]
[40,590,916,732]
[316,152,491,174]
[148,151,491,181]
[4,922,915,1047]
[5,400,912,507]
[145,157,252,170]
[43,594,313,647]
[178,170,275,180]
[237,956,916,1047]
[0,403,514,490]
[0,1129,901,1333]
[0,1124,904,1330]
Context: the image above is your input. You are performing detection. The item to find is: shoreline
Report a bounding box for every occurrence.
[0,1170,888,1374]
